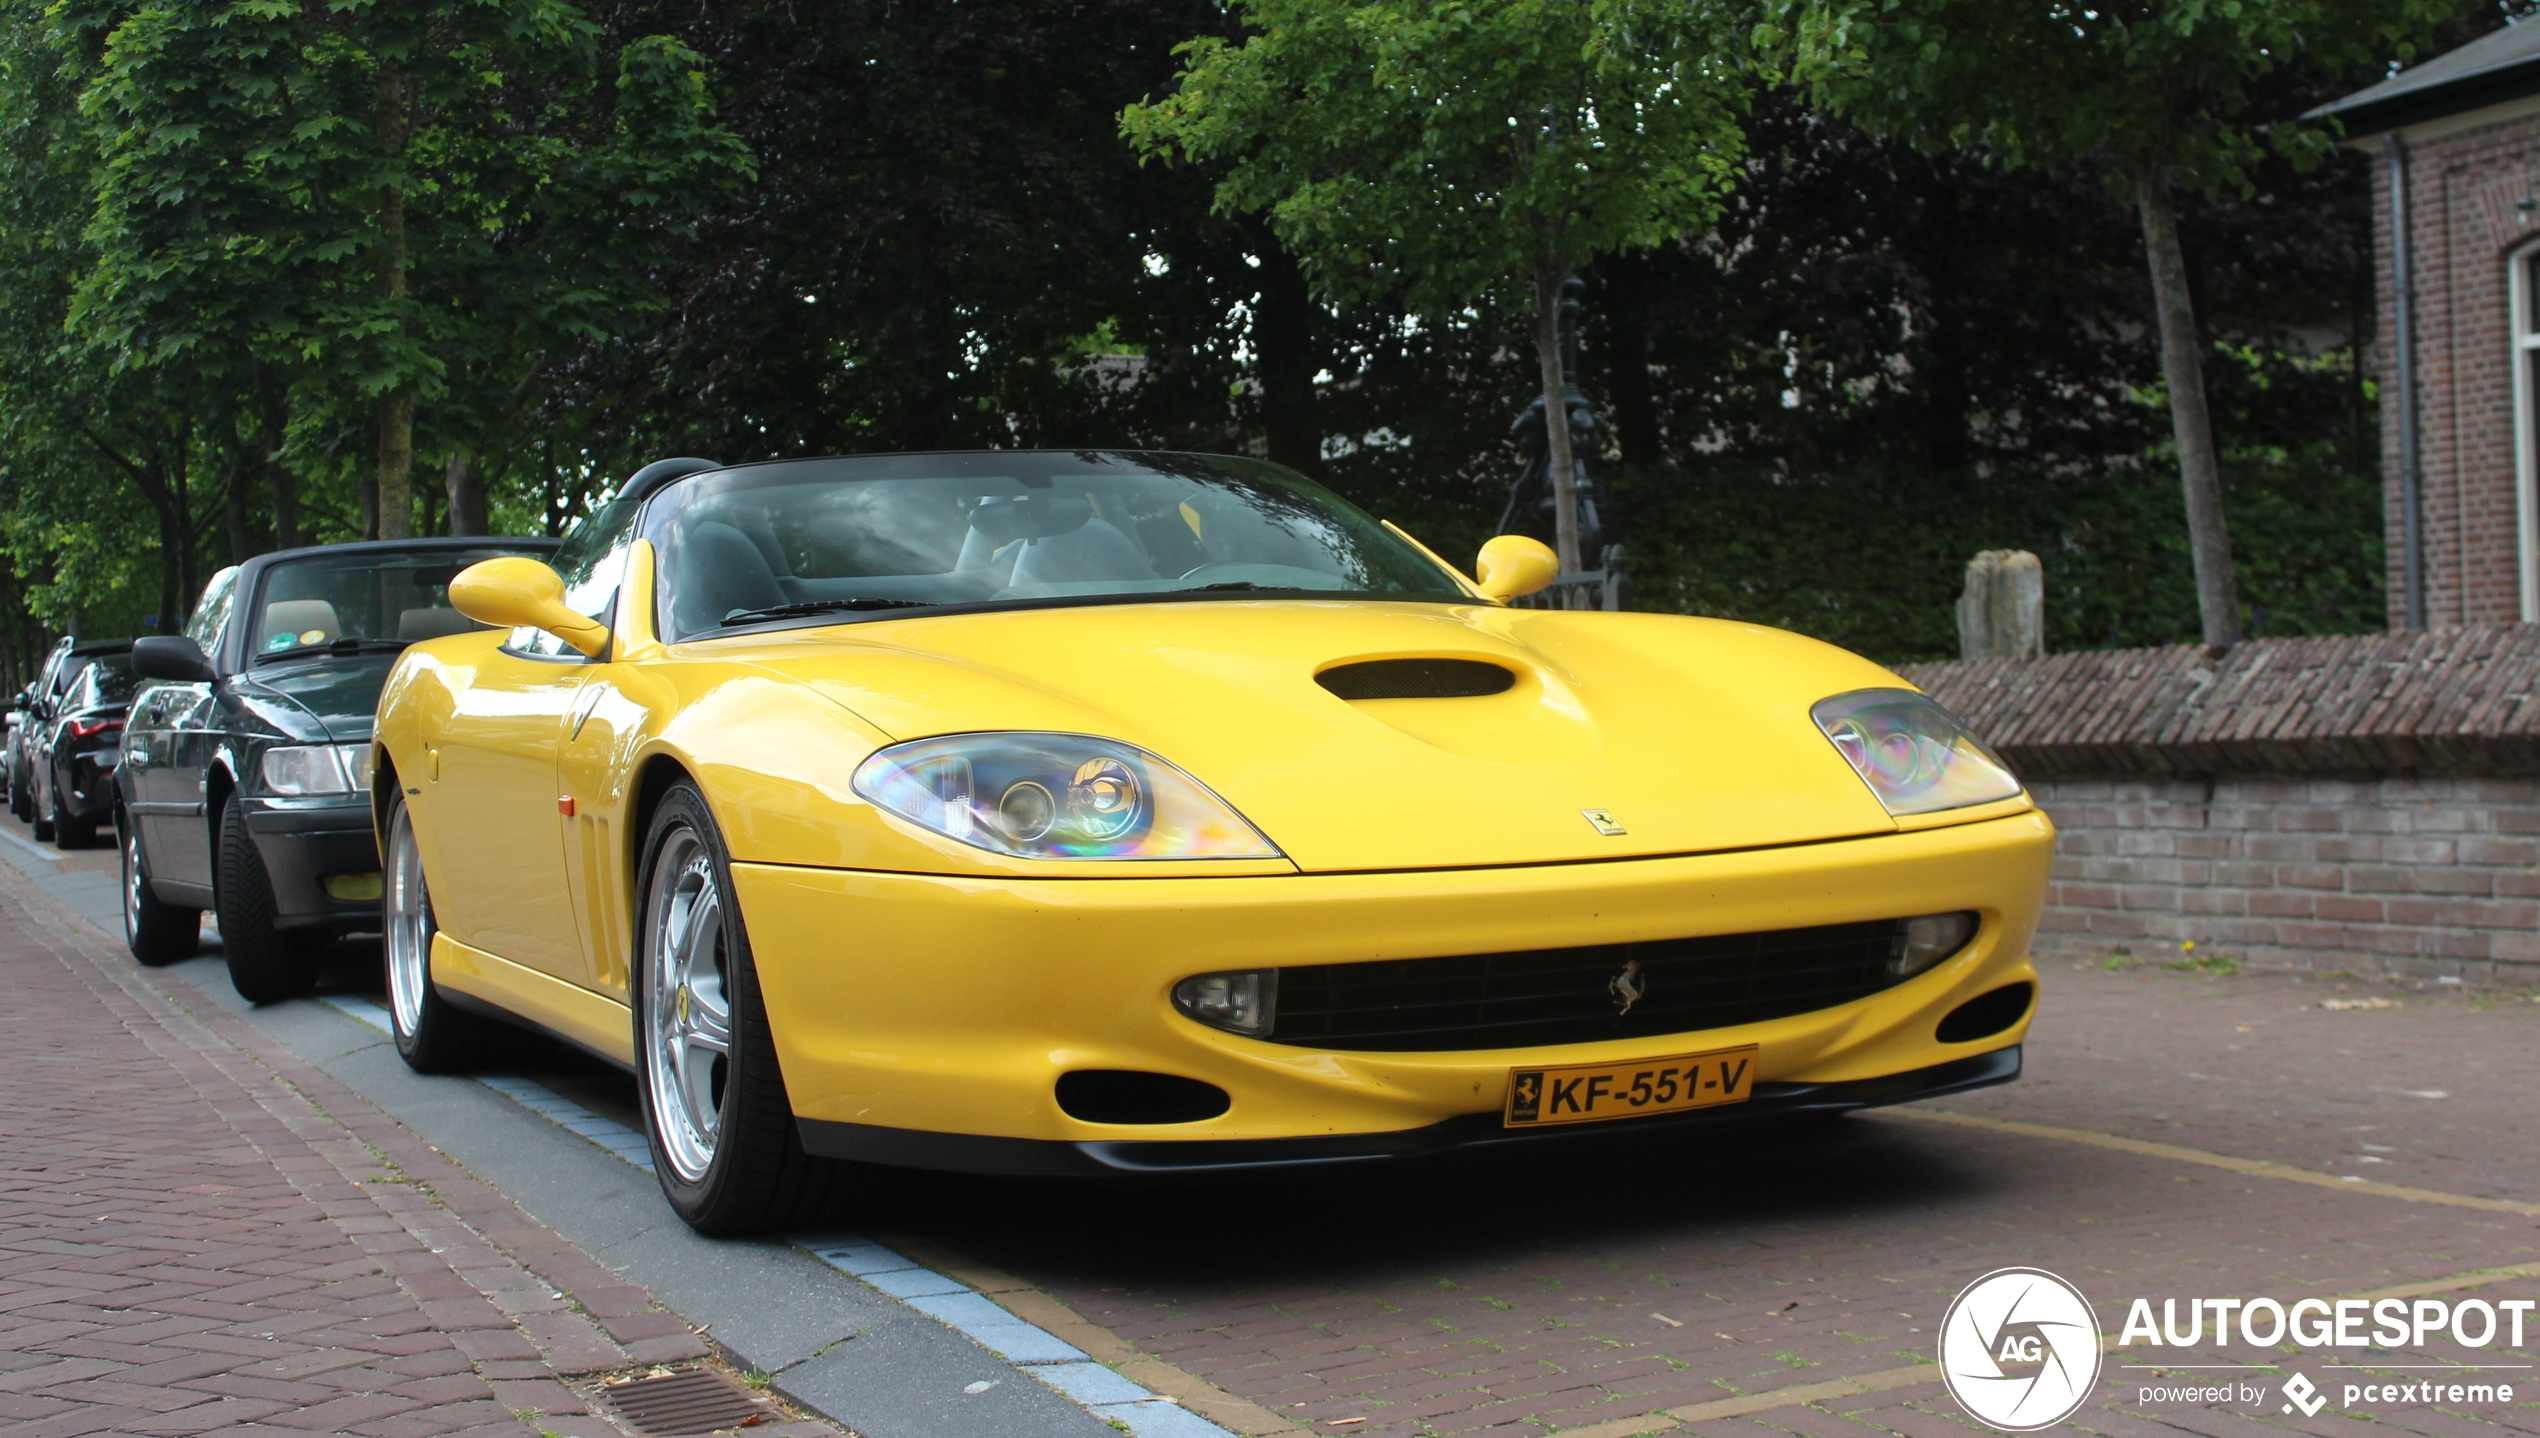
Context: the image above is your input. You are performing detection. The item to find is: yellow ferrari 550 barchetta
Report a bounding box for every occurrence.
[373,450,2052,1232]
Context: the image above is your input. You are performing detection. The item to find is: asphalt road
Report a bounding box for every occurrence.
[7,806,2536,1438]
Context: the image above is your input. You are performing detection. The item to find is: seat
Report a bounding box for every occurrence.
[261,600,341,652]
[397,607,476,642]
[1008,518,1156,587]
[671,521,787,634]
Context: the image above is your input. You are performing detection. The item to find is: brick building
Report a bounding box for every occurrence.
[2319,23,2540,628]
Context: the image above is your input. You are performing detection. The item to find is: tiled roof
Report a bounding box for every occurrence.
[1895,625,2540,777]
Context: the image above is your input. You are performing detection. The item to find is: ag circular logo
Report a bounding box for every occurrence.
[1939,1267,2102,1430]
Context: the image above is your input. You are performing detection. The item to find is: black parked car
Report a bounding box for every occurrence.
[36,645,138,847]
[121,537,561,993]
[24,640,129,841]
[9,636,77,825]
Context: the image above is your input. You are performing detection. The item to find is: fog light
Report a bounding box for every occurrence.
[325,872,384,902]
[1173,970,1277,1037]
[1891,911,1978,979]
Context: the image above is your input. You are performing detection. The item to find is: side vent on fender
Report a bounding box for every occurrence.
[1317,658,1516,701]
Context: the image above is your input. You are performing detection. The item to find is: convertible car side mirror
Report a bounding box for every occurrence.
[131,636,217,683]
[448,558,610,657]
[1473,535,1559,602]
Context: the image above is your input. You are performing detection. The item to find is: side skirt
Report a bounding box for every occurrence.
[430,932,637,1071]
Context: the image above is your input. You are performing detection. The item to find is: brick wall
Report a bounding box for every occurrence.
[2376,110,2540,628]
[2031,775,2540,984]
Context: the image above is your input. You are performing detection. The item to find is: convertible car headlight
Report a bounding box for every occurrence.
[852,733,1282,860]
[1811,689,2021,817]
[261,743,373,797]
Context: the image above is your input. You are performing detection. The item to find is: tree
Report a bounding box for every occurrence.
[64,0,749,540]
[1762,0,2467,647]
[1122,0,1747,574]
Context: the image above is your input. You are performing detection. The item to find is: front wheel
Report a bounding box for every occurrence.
[636,781,855,1233]
[122,817,200,965]
[216,795,321,1003]
[383,795,504,1071]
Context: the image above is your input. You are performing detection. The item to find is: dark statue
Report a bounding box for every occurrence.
[1496,275,1626,609]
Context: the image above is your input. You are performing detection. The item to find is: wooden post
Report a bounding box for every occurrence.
[1957,550,2044,661]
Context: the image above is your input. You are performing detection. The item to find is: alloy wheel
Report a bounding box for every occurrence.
[385,808,432,1038]
[644,827,732,1184]
[121,824,142,944]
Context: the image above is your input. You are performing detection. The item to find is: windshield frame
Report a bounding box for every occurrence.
[638,450,1476,642]
[237,541,561,671]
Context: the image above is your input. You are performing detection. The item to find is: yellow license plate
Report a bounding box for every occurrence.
[1504,1046,1758,1128]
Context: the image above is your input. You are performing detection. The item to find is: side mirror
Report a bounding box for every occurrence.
[1474,535,1560,602]
[132,636,217,683]
[448,558,610,657]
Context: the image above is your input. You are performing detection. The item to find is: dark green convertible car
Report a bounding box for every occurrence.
[120,536,557,999]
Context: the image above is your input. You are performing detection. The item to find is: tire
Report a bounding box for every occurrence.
[30,770,52,840]
[635,781,855,1233]
[122,815,200,965]
[383,794,505,1071]
[53,789,94,849]
[216,794,321,1003]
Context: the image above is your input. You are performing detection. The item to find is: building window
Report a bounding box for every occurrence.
[2511,241,2540,621]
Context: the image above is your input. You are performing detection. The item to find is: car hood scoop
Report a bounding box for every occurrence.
[1315,657,1514,700]
[753,601,1908,873]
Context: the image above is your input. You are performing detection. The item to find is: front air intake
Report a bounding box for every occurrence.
[1316,658,1515,700]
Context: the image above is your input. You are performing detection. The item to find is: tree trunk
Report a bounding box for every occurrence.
[2133,156,2241,649]
[223,448,254,564]
[1534,262,1581,575]
[377,398,413,539]
[374,61,414,540]
[445,451,487,536]
[1254,233,1322,474]
[256,362,297,549]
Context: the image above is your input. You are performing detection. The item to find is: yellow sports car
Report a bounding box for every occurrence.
[375,451,2052,1233]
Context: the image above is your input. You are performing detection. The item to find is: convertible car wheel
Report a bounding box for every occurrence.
[217,794,321,1003]
[636,782,853,1233]
[122,816,200,965]
[385,796,504,1071]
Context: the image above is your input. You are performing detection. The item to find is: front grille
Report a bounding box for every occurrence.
[1270,919,1909,1052]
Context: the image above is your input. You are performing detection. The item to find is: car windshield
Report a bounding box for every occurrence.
[248,548,532,663]
[645,452,1467,640]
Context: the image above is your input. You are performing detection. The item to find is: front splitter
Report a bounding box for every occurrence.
[796,1044,2020,1178]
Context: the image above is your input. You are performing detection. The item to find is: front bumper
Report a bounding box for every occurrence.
[739,809,2055,1159]
[244,797,382,930]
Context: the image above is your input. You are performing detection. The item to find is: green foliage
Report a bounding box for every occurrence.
[1619,347,2385,662]
[1763,0,2464,194]
[1122,0,1748,313]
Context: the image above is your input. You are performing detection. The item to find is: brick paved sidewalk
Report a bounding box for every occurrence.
[0,863,834,1437]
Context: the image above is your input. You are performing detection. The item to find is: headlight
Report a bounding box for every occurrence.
[262,744,372,797]
[1811,689,2021,817]
[852,733,1281,860]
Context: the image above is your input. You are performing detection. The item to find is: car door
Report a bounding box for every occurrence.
[426,507,639,988]
[133,568,237,892]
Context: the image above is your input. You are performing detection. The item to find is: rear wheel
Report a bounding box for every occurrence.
[122,816,200,965]
[636,781,855,1233]
[217,794,321,1003]
[384,795,504,1071]
[53,788,94,849]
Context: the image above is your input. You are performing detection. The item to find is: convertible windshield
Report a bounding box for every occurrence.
[645,452,1468,640]
[249,548,530,663]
